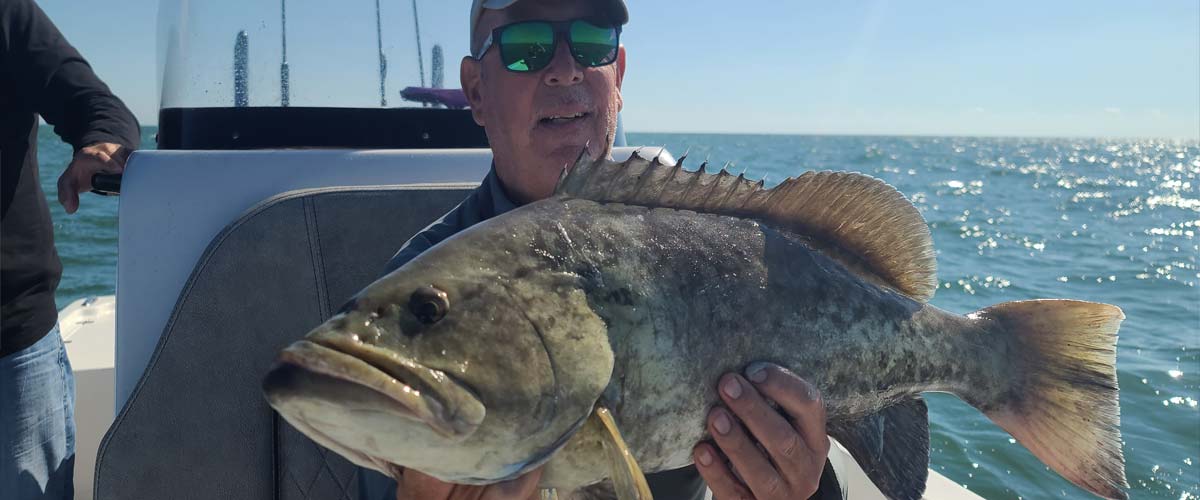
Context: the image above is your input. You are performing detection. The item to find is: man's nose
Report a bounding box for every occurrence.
[542,38,584,86]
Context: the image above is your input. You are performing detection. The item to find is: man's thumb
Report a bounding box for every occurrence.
[57,171,79,214]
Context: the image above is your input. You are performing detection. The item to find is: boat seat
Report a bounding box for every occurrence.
[94,184,475,500]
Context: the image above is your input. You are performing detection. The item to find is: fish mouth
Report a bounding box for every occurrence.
[264,336,485,440]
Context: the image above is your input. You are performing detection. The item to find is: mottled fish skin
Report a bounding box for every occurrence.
[264,161,1124,499]
[475,198,1011,485]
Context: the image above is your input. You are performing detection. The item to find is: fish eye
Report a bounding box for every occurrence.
[409,285,449,324]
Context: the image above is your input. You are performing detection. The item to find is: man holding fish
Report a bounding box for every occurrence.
[384,0,834,498]
[263,0,1128,499]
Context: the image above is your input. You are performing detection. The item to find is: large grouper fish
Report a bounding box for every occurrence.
[262,151,1127,500]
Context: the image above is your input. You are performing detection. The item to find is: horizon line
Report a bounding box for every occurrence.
[124,123,1200,143]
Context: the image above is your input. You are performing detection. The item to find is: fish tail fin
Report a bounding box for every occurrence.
[972,299,1128,500]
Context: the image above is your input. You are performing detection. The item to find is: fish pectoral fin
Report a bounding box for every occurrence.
[585,405,653,500]
[827,397,929,500]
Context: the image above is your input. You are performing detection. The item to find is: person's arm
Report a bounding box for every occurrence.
[1,0,140,213]
[693,363,831,499]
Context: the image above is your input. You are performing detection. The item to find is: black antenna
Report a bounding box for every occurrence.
[375,0,387,106]
[280,0,290,106]
[234,30,249,107]
[412,0,425,88]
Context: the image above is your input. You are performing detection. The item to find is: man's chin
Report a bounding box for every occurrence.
[543,143,599,169]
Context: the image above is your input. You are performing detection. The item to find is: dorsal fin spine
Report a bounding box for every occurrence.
[678,166,706,208]
[626,159,657,202]
[568,155,602,195]
[732,174,758,212]
[598,156,633,200]
[715,173,744,210]
[653,163,684,207]
[556,148,594,193]
[701,170,730,211]
[677,147,691,167]
[557,154,938,302]
[651,146,668,167]
[555,166,570,192]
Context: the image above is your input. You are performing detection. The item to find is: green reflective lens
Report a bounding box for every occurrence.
[485,19,619,73]
[569,20,619,66]
[499,21,555,72]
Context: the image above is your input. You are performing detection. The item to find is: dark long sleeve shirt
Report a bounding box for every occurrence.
[1,0,140,357]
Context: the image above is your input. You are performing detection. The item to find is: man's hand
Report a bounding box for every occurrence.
[693,362,830,500]
[397,466,544,500]
[57,142,129,214]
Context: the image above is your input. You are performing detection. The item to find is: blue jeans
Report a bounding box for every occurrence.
[1,326,76,500]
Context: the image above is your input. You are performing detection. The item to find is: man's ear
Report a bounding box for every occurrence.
[615,45,627,89]
[460,57,486,126]
[614,45,626,112]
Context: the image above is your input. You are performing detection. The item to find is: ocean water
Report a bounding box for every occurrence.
[38,127,1198,499]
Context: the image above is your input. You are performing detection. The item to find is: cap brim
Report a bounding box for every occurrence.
[476,0,627,25]
[471,0,629,53]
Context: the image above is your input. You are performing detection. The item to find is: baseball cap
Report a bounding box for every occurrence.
[470,0,629,50]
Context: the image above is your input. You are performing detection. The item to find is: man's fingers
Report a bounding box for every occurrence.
[706,407,787,499]
[56,171,79,214]
[108,144,131,166]
[717,373,812,469]
[693,443,753,500]
[58,148,121,213]
[744,363,830,457]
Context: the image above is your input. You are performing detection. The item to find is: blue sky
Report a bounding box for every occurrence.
[37,0,1200,138]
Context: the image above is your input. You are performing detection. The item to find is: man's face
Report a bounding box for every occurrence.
[461,0,626,204]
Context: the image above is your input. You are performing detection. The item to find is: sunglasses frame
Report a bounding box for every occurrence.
[472,18,622,72]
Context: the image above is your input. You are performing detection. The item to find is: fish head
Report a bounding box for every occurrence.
[263,213,614,483]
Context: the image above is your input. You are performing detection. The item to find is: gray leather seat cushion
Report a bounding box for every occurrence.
[95,185,474,500]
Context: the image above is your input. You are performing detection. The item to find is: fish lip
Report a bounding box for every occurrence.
[273,338,485,439]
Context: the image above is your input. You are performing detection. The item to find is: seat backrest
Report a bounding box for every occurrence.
[95,184,474,500]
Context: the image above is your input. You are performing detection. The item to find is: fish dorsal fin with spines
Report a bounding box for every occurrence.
[554,150,938,302]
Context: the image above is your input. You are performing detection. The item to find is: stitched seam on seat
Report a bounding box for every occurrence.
[103,186,477,445]
[273,414,281,500]
[318,446,352,498]
[302,449,324,495]
[304,198,330,321]
[95,199,306,497]
[344,468,359,500]
[283,464,301,497]
[98,186,475,497]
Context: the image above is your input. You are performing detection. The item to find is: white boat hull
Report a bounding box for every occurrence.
[58,296,115,500]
